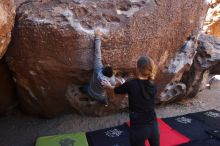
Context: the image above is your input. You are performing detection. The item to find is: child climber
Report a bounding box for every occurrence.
[80,29,117,106]
[102,56,160,146]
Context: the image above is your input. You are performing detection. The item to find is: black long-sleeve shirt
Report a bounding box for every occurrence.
[114,78,157,125]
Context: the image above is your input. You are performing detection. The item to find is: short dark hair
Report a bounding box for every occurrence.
[102,66,113,77]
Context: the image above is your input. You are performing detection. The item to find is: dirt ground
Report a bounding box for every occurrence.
[0,87,219,146]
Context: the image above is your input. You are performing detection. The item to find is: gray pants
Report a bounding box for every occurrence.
[80,85,108,104]
[130,121,160,146]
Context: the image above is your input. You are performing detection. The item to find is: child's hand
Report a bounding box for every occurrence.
[95,29,102,37]
[115,77,125,85]
[101,80,112,89]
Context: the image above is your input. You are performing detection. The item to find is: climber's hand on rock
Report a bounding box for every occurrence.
[101,80,113,89]
[95,29,102,37]
[116,77,125,85]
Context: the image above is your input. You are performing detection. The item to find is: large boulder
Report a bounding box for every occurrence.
[6,0,209,117]
[0,59,17,115]
[0,0,16,59]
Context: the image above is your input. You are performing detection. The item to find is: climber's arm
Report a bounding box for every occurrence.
[94,29,103,70]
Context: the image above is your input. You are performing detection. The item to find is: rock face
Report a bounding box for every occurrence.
[0,0,16,59]
[14,0,28,8]
[159,34,220,102]
[203,0,220,38]
[211,63,220,74]
[6,0,209,117]
[203,0,220,74]
[184,34,220,97]
[0,0,17,115]
[0,59,17,115]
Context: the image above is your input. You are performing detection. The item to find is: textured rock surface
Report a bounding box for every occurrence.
[14,0,28,8]
[211,63,220,74]
[183,34,220,97]
[204,0,220,74]
[209,75,220,89]
[159,34,220,103]
[0,0,16,59]
[0,0,17,115]
[6,0,209,117]
[0,59,17,115]
[203,0,220,38]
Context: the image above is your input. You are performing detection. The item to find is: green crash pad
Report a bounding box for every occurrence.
[35,132,88,146]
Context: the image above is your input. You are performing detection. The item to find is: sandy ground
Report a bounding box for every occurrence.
[0,87,219,146]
